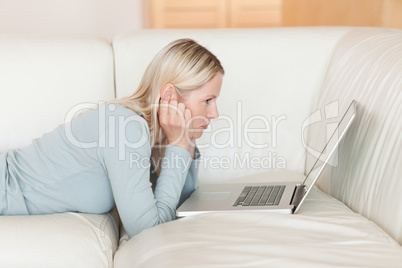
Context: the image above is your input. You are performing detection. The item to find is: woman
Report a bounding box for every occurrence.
[0,39,224,238]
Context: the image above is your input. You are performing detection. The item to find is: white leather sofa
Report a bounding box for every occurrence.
[1,27,401,267]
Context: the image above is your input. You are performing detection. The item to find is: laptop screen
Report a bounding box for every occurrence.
[302,100,357,196]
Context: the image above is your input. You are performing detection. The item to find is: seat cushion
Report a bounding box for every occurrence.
[115,186,402,267]
[0,210,119,268]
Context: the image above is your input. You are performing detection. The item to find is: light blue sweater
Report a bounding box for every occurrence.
[0,104,199,238]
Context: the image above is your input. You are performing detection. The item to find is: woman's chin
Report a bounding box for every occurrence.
[190,129,204,139]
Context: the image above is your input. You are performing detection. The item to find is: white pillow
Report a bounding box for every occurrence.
[0,210,119,268]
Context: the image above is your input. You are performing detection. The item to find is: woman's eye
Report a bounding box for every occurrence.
[204,98,212,104]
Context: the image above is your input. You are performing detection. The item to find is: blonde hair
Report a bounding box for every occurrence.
[114,38,224,174]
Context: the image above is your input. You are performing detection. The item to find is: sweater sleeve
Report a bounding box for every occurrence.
[99,109,193,238]
[178,147,200,207]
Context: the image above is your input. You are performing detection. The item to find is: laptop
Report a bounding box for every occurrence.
[176,100,357,217]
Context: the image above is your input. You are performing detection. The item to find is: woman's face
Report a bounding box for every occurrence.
[178,73,223,140]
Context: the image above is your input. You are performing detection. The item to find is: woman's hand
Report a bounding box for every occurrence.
[158,100,193,151]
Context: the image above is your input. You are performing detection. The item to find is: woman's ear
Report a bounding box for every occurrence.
[160,83,178,101]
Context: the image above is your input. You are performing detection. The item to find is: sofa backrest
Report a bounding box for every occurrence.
[308,28,402,245]
[0,36,115,152]
[112,27,353,183]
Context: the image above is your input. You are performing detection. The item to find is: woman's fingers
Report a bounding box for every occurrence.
[158,100,191,149]
[177,102,185,125]
[184,107,191,127]
[159,100,168,118]
[169,100,177,117]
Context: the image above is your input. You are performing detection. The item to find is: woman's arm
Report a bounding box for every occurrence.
[100,107,192,238]
[178,147,200,207]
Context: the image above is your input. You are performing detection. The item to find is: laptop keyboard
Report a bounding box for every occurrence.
[233,185,286,206]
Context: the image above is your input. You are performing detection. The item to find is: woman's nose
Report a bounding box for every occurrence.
[208,104,219,119]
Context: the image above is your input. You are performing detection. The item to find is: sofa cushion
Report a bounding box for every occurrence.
[114,186,402,267]
[0,35,115,152]
[0,210,119,268]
